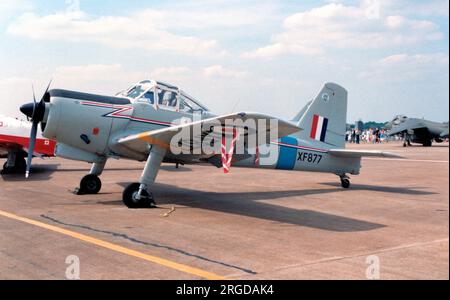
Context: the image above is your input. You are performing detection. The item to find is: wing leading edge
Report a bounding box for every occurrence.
[117,112,302,155]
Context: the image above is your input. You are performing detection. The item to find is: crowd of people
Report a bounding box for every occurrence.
[346,128,391,144]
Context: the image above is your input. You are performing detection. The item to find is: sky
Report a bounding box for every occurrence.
[0,0,448,123]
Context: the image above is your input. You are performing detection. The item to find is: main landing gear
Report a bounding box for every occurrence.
[1,153,26,175]
[122,145,166,209]
[74,146,165,209]
[122,183,155,208]
[75,160,106,195]
[422,140,432,147]
[339,174,351,189]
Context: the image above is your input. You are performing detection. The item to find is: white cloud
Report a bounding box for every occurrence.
[379,53,449,66]
[243,2,444,58]
[391,0,450,17]
[202,65,249,79]
[51,64,146,94]
[0,76,35,118]
[55,64,124,80]
[159,9,269,29]
[0,0,31,15]
[149,67,191,81]
[358,53,449,82]
[6,10,225,56]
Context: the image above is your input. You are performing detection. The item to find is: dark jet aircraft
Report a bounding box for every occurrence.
[386,115,449,147]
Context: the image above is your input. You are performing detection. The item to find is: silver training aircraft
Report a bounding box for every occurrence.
[20,80,400,208]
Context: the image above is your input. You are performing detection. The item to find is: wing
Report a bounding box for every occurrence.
[117,112,301,156]
[328,149,403,158]
[0,136,54,158]
[387,119,426,136]
[0,136,25,156]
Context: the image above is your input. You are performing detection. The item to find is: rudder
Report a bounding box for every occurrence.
[296,83,347,149]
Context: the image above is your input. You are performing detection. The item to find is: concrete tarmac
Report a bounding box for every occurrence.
[0,142,448,279]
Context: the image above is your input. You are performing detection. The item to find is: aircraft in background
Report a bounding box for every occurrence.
[20,80,400,208]
[0,115,55,174]
[386,115,449,147]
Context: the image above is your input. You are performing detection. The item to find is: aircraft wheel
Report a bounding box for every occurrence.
[79,174,102,194]
[341,178,350,189]
[123,183,156,209]
[423,141,432,147]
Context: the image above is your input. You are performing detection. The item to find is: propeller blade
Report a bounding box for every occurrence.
[25,121,38,178]
[32,85,36,103]
[23,79,52,177]
[41,79,52,102]
[31,85,36,120]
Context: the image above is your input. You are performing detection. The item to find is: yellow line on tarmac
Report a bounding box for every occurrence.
[0,209,225,280]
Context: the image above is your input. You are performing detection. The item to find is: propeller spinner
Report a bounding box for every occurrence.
[19,80,52,178]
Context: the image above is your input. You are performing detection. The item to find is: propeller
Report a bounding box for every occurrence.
[20,80,52,178]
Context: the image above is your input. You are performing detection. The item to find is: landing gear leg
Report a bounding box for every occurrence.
[403,134,412,147]
[123,146,166,208]
[75,159,106,195]
[339,174,351,189]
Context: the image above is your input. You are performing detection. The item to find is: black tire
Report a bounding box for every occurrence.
[341,179,350,189]
[423,141,432,147]
[79,174,102,194]
[123,183,155,209]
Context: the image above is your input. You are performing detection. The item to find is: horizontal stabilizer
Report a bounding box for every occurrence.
[328,149,403,158]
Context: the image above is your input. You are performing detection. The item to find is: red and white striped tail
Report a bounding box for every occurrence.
[221,128,238,173]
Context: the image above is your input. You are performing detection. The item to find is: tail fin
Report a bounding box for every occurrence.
[291,100,312,123]
[296,83,347,149]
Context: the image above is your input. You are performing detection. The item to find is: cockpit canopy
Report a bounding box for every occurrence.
[391,115,408,125]
[117,80,209,114]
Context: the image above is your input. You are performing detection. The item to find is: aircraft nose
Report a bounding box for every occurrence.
[20,102,35,119]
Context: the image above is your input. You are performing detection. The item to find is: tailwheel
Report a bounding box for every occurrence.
[76,174,102,195]
[340,175,351,189]
[123,183,156,209]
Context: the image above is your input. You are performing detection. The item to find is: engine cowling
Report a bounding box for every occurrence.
[42,90,115,159]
